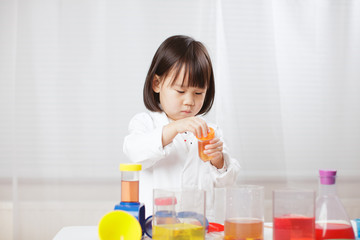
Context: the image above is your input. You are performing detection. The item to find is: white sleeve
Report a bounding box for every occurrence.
[208,125,241,187]
[123,112,172,169]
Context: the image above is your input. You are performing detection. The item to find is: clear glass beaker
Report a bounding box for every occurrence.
[152,188,206,240]
[225,185,264,240]
[273,188,315,240]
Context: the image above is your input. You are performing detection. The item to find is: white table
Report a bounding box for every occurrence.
[53,226,98,240]
[53,221,359,240]
[53,223,274,240]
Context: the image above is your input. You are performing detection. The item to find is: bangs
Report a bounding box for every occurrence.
[166,42,213,89]
[144,35,215,115]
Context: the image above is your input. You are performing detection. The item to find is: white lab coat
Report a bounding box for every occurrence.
[123,111,241,220]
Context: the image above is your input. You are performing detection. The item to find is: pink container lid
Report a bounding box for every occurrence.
[319,169,337,185]
[154,197,177,206]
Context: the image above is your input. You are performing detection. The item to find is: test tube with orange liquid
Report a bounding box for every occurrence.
[120,163,141,202]
[196,127,215,161]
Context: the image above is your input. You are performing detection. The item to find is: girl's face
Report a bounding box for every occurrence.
[153,68,207,121]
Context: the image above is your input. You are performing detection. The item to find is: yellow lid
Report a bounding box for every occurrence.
[196,127,215,141]
[119,164,142,171]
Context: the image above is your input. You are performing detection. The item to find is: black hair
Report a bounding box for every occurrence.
[143,35,215,115]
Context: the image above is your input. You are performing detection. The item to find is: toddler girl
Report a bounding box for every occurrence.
[123,35,240,219]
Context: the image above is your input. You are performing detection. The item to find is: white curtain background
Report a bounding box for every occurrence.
[1,0,360,239]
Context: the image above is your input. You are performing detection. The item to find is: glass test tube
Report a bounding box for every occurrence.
[120,163,141,202]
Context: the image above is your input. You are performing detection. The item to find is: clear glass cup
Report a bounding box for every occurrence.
[273,188,315,240]
[152,188,206,240]
[225,185,264,240]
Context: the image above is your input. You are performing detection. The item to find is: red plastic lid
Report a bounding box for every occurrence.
[154,197,177,206]
[207,222,224,232]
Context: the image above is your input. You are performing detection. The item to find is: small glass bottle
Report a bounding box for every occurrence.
[120,163,141,202]
[196,127,215,161]
[315,169,355,240]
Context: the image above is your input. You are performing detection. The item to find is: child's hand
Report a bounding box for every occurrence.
[173,116,209,138]
[204,137,224,169]
[162,116,208,147]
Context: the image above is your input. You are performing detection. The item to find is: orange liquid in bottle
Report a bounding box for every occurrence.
[198,140,212,161]
[197,127,215,161]
[121,180,139,202]
[224,218,264,240]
